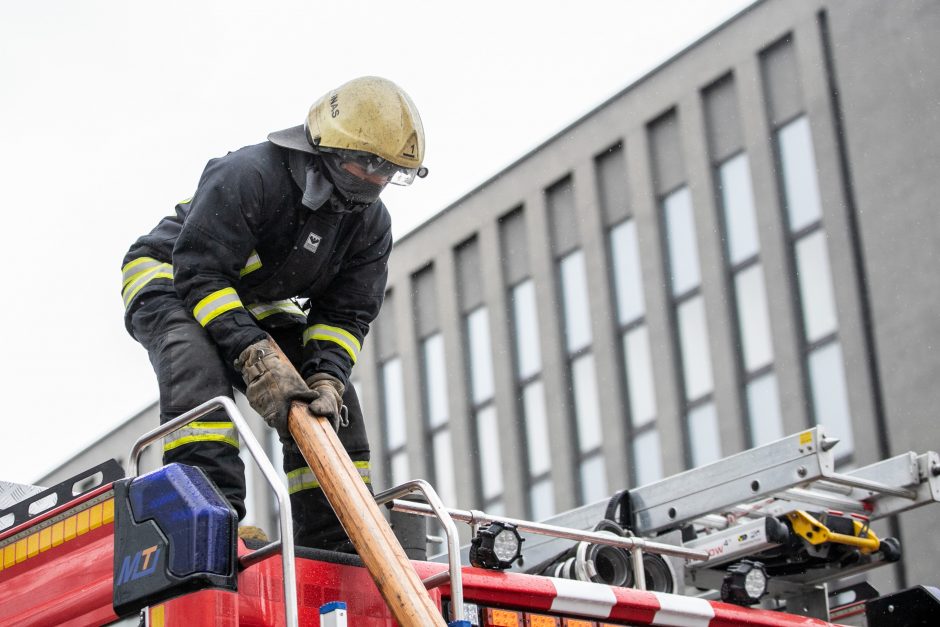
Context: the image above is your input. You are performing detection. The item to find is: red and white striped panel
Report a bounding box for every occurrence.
[442,565,842,627]
[553,578,841,627]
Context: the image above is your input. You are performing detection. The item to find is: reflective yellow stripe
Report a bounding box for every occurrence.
[239,250,262,277]
[193,288,243,326]
[163,421,238,452]
[122,257,163,287]
[303,324,361,364]
[287,461,370,494]
[247,300,305,321]
[121,258,174,309]
[0,497,115,574]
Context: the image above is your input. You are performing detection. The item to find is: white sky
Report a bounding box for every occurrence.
[0,0,755,485]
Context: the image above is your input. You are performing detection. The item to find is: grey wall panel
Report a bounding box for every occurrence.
[499,207,529,285]
[412,265,439,338]
[825,0,940,587]
[546,176,580,256]
[648,110,685,195]
[703,73,743,164]
[760,35,804,127]
[455,236,482,313]
[595,143,630,226]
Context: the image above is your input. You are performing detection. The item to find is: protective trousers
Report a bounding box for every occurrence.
[129,291,371,551]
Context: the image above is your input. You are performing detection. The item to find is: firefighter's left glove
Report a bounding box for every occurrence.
[305,373,348,432]
[235,338,317,441]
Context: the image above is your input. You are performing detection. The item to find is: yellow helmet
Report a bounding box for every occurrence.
[269,76,427,186]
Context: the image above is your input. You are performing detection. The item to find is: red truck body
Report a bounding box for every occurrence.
[0,481,841,627]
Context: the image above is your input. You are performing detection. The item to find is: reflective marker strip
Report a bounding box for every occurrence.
[239,250,262,277]
[163,421,238,452]
[122,257,164,287]
[650,592,714,627]
[247,300,305,321]
[193,288,243,326]
[303,324,361,363]
[121,258,173,308]
[549,578,617,618]
[0,497,114,572]
[287,461,370,494]
[150,604,165,627]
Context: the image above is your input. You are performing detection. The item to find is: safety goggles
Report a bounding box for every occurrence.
[322,148,427,186]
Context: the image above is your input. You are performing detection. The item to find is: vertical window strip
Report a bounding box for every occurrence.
[664,187,702,298]
[511,279,553,518]
[716,152,783,447]
[558,249,605,503]
[475,405,504,514]
[559,250,592,353]
[466,308,503,510]
[421,333,455,505]
[776,115,854,459]
[467,308,496,405]
[381,357,409,487]
[609,219,662,486]
[660,185,720,468]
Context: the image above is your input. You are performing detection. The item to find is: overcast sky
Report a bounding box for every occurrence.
[0,0,756,485]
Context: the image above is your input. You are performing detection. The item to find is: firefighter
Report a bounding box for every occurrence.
[120,76,426,551]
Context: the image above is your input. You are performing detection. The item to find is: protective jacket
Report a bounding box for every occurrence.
[121,141,392,384]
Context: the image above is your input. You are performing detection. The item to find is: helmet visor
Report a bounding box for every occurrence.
[324,148,423,186]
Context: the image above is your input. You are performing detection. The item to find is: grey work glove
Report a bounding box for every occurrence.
[235,338,317,440]
[305,372,348,431]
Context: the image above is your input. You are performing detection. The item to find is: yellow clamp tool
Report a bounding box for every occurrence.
[787,510,880,554]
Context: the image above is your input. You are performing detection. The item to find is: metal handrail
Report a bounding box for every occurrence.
[388,499,712,595]
[374,480,465,624]
[127,396,299,627]
[390,500,710,561]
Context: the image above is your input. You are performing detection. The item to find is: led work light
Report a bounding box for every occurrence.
[469,522,524,570]
[720,560,769,606]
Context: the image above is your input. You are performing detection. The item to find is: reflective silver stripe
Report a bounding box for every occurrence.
[122,257,164,287]
[163,421,238,452]
[122,260,174,308]
[239,250,262,277]
[287,461,370,494]
[302,324,361,364]
[193,288,243,326]
[247,300,305,321]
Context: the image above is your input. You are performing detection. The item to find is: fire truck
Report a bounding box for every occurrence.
[1,396,937,626]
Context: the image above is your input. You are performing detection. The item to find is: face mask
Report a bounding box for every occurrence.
[319,152,387,205]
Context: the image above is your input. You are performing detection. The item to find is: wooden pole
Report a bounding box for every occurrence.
[269,344,447,627]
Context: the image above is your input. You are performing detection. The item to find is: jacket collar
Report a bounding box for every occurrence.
[288,149,332,211]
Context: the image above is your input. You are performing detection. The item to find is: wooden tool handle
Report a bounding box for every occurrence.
[267,341,446,626]
[289,409,446,626]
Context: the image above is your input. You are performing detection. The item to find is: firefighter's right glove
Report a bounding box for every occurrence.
[235,338,317,440]
[305,372,348,432]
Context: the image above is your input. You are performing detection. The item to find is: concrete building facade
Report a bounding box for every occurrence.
[352,0,940,589]
[36,0,939,592]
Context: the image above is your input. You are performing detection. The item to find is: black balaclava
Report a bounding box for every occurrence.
[318,151,387,205]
